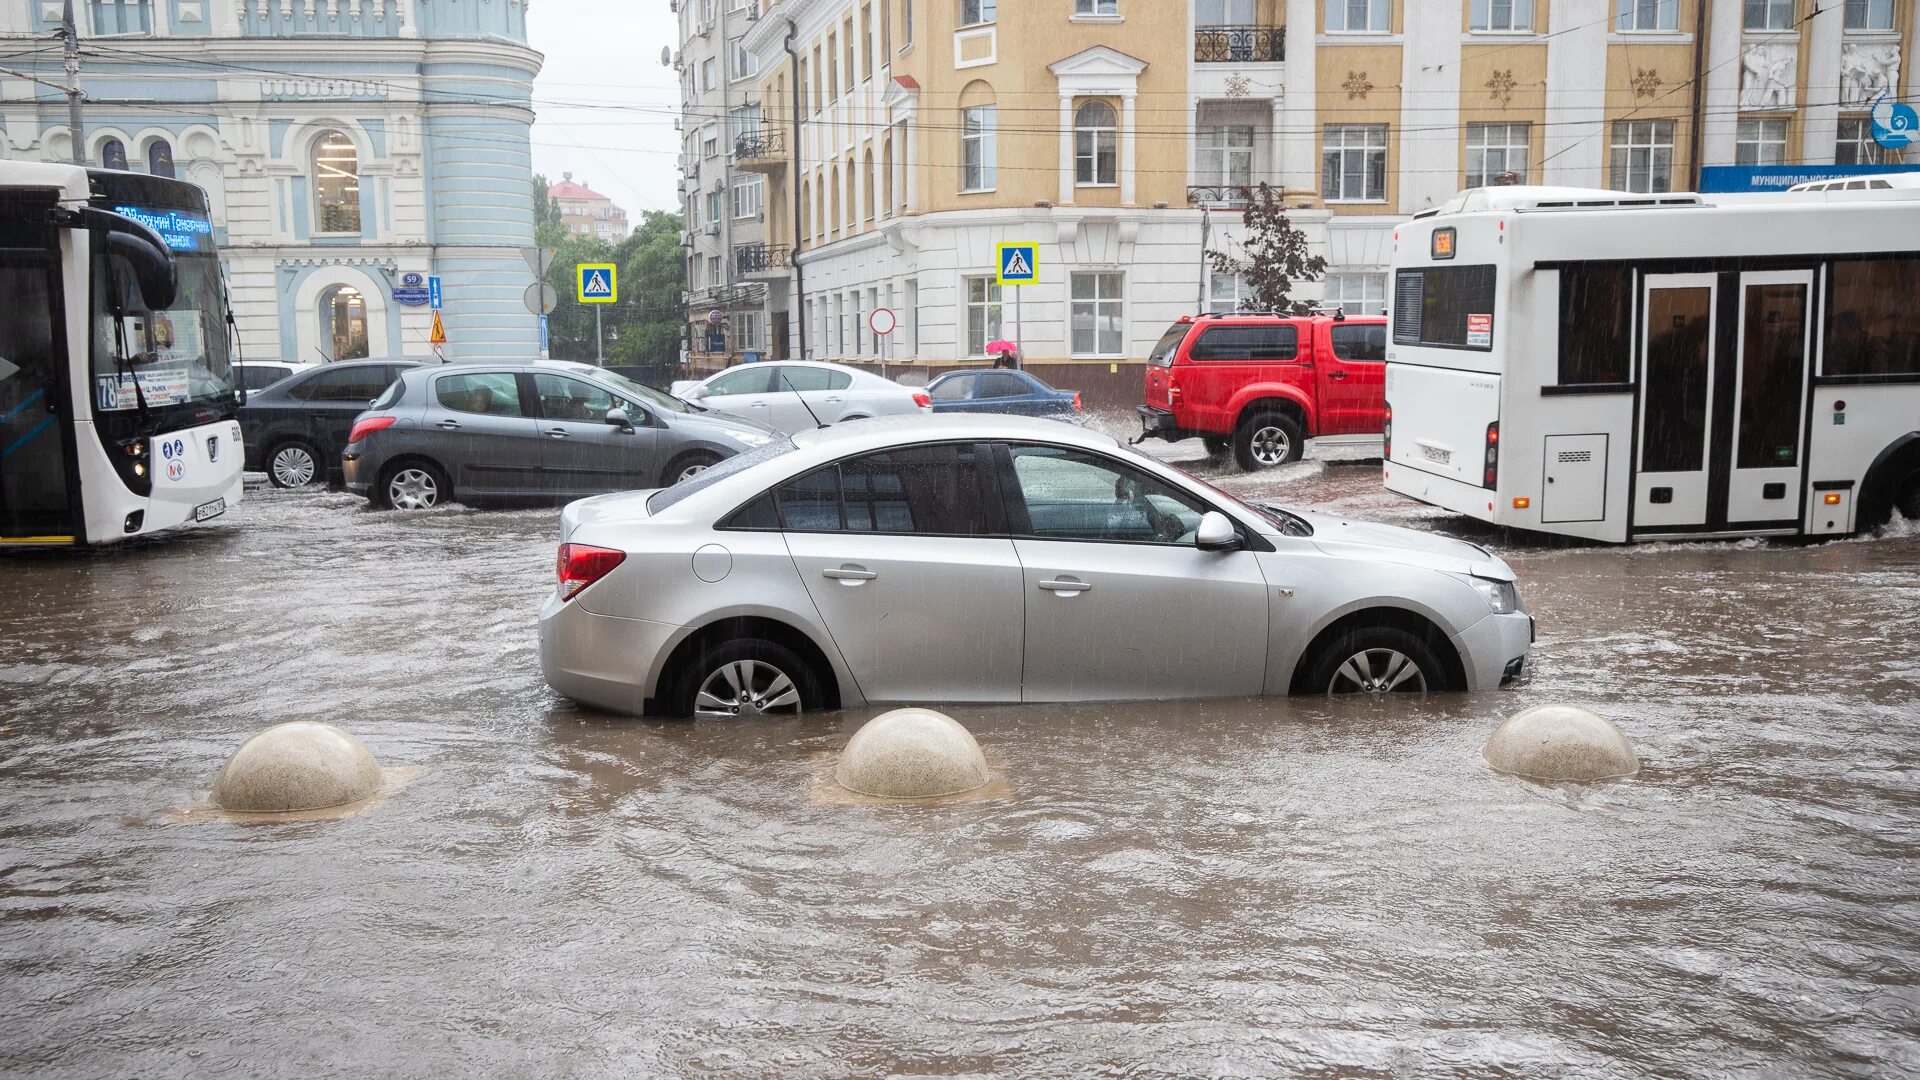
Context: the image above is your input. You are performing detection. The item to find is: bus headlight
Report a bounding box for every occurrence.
[1457,574,1519,614]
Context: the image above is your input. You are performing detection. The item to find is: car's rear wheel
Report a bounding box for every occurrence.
[267,440,320,488]
[1203,435,1232,457]
[664,638,823,719]
[378,460,448,511]
[1308,627,1445,697]
[1233,411,1304,471]
[662,451,721,487]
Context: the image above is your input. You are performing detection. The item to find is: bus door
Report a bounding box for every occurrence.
[1724,270,1813,525]
[1635,274,1718,529]
[0,245,75,543]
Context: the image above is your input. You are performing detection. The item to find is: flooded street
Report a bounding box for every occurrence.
[3,444,1918,1078]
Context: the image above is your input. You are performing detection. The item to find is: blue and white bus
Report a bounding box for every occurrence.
[0,162,242,547]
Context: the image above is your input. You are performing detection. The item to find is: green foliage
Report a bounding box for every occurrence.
[532,173,567,249]
[1207,182,1328,315]
[540,208,688,371]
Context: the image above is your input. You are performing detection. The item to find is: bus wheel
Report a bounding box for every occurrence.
[380,460,447,511]
[267,440,320,488]
[1896,470,1920,521]
[1234,411,1303,471]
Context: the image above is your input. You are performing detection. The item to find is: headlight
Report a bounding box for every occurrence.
[722,428,775,448]
[1462,575,1519,614]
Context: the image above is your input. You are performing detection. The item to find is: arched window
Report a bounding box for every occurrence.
[319,284,370,360]
[147,138,175,178]
[312,130,361,234]
[882,136,894,217]
[843,157,855,231]
[828,164,841,238]
[959,80,996,192]
[862,148,875,223]
[1075,100,1117,186]
[100,138,128,171]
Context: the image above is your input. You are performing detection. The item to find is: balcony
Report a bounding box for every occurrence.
[1188,185,1254,208]
[1194,25,1285,63]
[734,243,791,277]
[732,128,787,173]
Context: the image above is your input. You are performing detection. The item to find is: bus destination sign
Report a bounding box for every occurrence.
[113,205,215,254]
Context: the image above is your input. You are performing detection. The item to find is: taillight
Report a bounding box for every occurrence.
[912,391,931,409]
[1382,403,1392,461]
[1483,421,1499,489]
[1166,371,1181,403]
[1072,392,1083,411]
[347,415,398,444]
[556,543,625,602]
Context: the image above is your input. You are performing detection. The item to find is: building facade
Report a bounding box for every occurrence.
[730,0,1915,400]
[551,173,630,241]
[1,0,543,363]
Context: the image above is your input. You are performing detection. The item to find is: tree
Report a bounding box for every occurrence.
[538,208,688,376]
[531,173,566,248]
[1207,182,1328,314]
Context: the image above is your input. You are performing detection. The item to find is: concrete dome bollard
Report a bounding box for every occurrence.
[212,721,384,813]
[1483,704,1640,782]
[835,708,990,799]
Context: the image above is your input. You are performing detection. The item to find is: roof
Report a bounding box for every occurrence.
[789,413,1117,453]
[548,179,614,201]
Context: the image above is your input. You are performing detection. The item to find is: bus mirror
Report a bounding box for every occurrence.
[78,207,178,313]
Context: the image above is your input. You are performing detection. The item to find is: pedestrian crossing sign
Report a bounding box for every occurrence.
[995,243,1038,286]
[577,263,618,304]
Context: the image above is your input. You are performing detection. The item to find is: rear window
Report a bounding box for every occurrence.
[1147,324,1190,367]
[435,372,523,416]
[647,437,797,514]
[1330,323,1386,362]
[240,365,290,391]
[1393,264,1496,351]
[1190,325,1299,362]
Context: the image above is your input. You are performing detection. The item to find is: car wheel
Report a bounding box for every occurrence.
[1233,411,1304,471]
[267,440,320,488]
[662,451,722,487]
[665,638,823,719]
[1308,627,1446,697]
[1896,470,1920,521]
[379,460,448,511]
[1203,435,1232,457]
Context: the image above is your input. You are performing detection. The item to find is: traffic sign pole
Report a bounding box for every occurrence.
[595,306,604,366]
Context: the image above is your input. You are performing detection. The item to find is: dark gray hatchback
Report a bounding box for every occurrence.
[342,361,781,509]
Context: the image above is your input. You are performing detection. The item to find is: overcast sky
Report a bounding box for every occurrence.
[527,1,685,218]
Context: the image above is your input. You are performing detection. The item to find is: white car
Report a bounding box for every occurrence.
[670,361,930,434]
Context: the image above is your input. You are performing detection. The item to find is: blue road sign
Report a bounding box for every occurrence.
[427,275,443,310]
[578,263,618,304]
[996,242,1038,286]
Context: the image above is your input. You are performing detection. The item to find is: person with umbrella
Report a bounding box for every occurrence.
[986,338,1021,370]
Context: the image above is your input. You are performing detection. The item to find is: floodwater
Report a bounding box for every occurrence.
[3,443,1918,1078]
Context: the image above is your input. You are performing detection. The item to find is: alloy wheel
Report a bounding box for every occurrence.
[677,462,711,483]
[1250,425,1293,467]
[694,659,802,718]
[387,468,439,510]
[1327,648,1427,695]
[271,446,317,488]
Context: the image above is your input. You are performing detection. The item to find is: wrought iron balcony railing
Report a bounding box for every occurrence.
[732,128,785,162]
[1188,185,1255,208]
[1194,25,1285,63]
[734,243,791,276]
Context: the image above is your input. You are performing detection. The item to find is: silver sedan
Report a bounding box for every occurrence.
[538,416,1533,717]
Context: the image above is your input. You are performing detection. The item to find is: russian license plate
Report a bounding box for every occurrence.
[194,498,226,522]
[1422,445,1452,465]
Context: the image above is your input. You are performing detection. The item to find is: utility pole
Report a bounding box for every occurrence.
[61,0,85,164]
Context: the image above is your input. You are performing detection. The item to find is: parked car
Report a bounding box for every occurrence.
[1135,311,1389,471]
[670,361,931,434]
[239,359,419,488]
[926,369,1083,420]
[342,360,780,510]
[235,360,319,394]
[539,415,1532,718]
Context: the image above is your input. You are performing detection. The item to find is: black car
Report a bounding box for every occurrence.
[239,359,419,488]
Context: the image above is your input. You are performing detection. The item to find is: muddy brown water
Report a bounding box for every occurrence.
[3,452,1917,1078]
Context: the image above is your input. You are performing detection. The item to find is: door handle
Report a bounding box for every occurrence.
[1038,579,1092,593]
[437,419,462,430]
[547,428,571,438]
[1329,371,1349,381]
[821,566,877,581]
[823,396,844,403]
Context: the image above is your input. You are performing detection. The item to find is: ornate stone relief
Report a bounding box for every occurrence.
[1486,69,1516,105]
[1740,43,1795,111]
[1343,71,1373,101]
[1840,43,1902,108]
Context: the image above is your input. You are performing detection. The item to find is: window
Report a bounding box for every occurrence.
[1070,272,1124,356]
[1197,0,1254,21]
[1322,124,1388,202]
[1609,120,1674,193]
[1327,0,1389,32]
[312,130,360,233]
[1466,122,1529,187]
[728,104,763,144]
[1392,265,1497,350]
[732,312,765,351]
[770,364,852,391]
[729,38,760,80]
[532,374,619,423]
[930,375,972,401]
[1743,0,1794,29]
[1837,118,1899,165]
[733,176,763,219]
[435,372,524,415]
[707,254,723,285]
[1844,0,1893,30]
[774,444,993,535]
[146,139,175,179]
[1323,272,1387,315]
[1147,323,1190,367]
[1007,445,1207,546]
[1074,101,1119,186]
[1074,0,1119,14]
[703,129,720,158]
[977,372,1028,398]
[1198,126,1254,187]
[960,0,995,26]
[964,276,1003,355]
[1207,271,1246,314]
[1190,324,1297,361]
[240,365,293,392]
[100,137,128,170]
[1330,323,1387,362]
[291,364,390,403]
[1470,0,1532,30]
[904,0,915,45]
[1615,0,1678,31]
[962,104,996,191]
[706,190,724,222]
[320,286,369,360]
[1826,258,1920,377]
[1736,118,1789,165]
[706,366,775,397]
[701,58,717,90]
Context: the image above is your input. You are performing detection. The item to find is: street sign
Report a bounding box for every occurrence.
[427,275,443,310]
[578,263,618,303]
[521,246,559,275]
[707,308,724,325]
[995,242,1038,286]
[393,271,432,307]
[524,281,558,316]
[429,309,447,346]
[539,315,550,355]
[869,307,897,336]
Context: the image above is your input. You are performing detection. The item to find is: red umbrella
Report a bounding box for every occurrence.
[985,339,1019,354]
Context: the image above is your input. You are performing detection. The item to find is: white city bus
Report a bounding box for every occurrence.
[0,162,242,547]
[1381,180,1920,542]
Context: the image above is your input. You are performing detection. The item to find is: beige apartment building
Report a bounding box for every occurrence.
[550,174,631,242]
[729,0,1916,398]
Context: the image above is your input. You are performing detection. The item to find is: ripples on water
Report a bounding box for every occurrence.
[1,474,1917,1078]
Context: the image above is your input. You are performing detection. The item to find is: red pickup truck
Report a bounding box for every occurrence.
[1135,312,1388,471]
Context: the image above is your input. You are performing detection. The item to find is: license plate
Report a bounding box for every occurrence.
[1422,445,1452,465]
[194,498,226,522]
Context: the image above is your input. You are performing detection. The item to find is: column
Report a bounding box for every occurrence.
[1278,0,1319,194]
[1802,1,1842,165]
[1058,93,1074,205]
[1269,94,1285,190]
[904,116,919,212]
[1120,92,1137,205]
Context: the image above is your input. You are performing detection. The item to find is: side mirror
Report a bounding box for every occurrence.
[1195,510,1242,552]
[605,406,634,430]
[684,385,709,401]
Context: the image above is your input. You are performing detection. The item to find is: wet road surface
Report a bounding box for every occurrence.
[3,435,1918,1077]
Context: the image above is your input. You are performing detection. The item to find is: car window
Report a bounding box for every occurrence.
[434,371,524,416]
[826,370,853,391]
[1006,443,1206,546]
[977,373,1028,398]
[769,365,839,393]
[706,367,774,397]
[240,365,289,391]
[771,443,992,535]
[929,375,972,402]
[532,373,619,422]
[292,365,395,403]
[1189,325,1298,362]
[1330,323,1387,363]
[1147,324,1189,367]
[650,436,799,514]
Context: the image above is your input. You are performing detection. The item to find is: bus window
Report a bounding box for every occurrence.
[1559,266,1633,384]
[1643,287,1713,473]
[1826,257,1920,377]
[1392,264,1496,350]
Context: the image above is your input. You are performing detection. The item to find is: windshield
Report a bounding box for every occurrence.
[1147,324,1188,367]
[90,250,234,427]
[592,368,692,414]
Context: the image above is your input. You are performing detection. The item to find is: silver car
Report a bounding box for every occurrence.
[343,361,780,509]
[539,416,1533,718]
[669,361,932,434]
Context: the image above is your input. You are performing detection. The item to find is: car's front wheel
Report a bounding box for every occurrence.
[664,638,824,719]
[1308,627,1446,697]
[267,440,321,488]
[377,460,448,511]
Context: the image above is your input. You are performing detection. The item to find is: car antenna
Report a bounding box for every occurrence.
[776,367,828,430]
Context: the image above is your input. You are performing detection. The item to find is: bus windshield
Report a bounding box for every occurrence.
[90,249,234,424]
